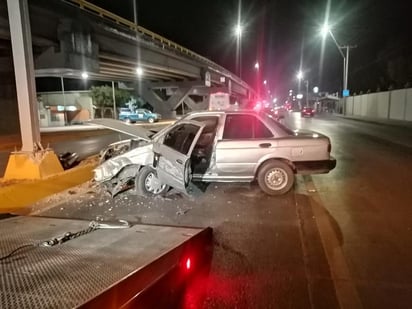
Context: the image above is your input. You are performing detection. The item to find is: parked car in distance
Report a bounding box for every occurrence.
[118,108,161,123]
[301,106,315,117]
[92,110,336,197]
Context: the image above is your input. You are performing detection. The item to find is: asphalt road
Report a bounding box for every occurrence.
[24,113,412,307]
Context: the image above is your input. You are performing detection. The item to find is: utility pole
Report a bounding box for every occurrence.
[305,80,309,107]
[341,45,356,92]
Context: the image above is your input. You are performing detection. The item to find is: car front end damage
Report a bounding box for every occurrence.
[94,144,154,196]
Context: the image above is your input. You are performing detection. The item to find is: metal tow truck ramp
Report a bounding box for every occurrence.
[0,215,213,308]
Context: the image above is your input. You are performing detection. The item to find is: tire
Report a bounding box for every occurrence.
[257,160,294,195]
[147,117,155,123]
[124,118,131,124]
[135,166,168,196]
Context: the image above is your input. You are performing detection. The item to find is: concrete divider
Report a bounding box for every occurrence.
[0,159,97,213]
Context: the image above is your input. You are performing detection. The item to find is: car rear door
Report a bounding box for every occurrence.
[215,114,276,178]
[153,120,205,192]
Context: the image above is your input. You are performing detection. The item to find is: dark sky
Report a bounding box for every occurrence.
[89,0,412,98]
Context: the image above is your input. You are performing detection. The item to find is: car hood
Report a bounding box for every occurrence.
[87,118,152,141]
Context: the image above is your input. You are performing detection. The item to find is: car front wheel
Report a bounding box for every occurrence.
[147,117,155,123]
[135,166,168,196]
[257,161,294,195]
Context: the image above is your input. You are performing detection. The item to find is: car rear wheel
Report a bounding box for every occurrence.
[257,161,294,195]
[147,117,155,123]
[135,166,168,196]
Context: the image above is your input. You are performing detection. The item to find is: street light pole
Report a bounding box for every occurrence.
[234,24,242,78]
[322,25,356,95]
[305,80,309,107]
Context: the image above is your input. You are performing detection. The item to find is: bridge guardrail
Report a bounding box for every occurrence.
[66,0,252,92]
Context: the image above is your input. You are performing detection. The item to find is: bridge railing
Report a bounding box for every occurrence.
[65,0,252,92]
[68,1,213,65]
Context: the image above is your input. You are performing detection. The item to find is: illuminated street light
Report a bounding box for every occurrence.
[136,67,143,76]
[81,72,88,79]
[297,71,303,80]
[254,62,259,70]
[234,23,243,78]
[313,86,319,93]
[234,24,242,37]
[321,23,356,96]
[321,24,330,38]
[263,80,267,85]
[296,94,303,99]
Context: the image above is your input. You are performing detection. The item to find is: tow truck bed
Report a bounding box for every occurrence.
[0,216,212,308]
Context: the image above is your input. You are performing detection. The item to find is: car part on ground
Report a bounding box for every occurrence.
[58,152,79,170]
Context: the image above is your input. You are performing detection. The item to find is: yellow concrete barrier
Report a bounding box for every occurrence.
[4,150,64,180]
[0,161,96,213]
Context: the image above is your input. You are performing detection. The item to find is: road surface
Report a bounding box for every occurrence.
[14,113,412,307]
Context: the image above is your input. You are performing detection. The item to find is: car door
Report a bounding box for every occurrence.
[136,110,145,121]
[153,120,205,192]
[215,113,276,178]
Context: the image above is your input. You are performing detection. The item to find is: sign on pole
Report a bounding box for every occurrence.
[342,89,350,97]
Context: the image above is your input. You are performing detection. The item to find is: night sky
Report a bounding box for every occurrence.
[88,0,412,98]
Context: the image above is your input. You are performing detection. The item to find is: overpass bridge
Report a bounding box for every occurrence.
[0,0,255,132]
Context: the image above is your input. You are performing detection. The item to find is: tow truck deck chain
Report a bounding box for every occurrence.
[41,220,131,247]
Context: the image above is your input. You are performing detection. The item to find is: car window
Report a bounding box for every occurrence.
[223,114,272,139]
[254,117,273,138]
[163,123,199,155]
[190,116,219,133]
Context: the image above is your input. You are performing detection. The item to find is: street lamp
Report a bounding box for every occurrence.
[254,62,260,98]
[136,67,143,76]
[234,23,243,78]
[321,23,355,95]
[296,71,309,107]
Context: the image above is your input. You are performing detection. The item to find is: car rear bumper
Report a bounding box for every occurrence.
[294,157,336,174]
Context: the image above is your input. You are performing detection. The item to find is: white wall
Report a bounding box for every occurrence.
[342,88,412,122]
[367,93,378,118]
[360,94,368,116]
[389,89,406,120]
[346,96,354,115]
[405,88,412,121]
[377,91,390,119]
[353,95,362,116]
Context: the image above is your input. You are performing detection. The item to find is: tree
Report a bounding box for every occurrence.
[90,86,133,118]
[90,85,114,118]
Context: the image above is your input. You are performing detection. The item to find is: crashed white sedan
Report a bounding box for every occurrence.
[92,110,336,197]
